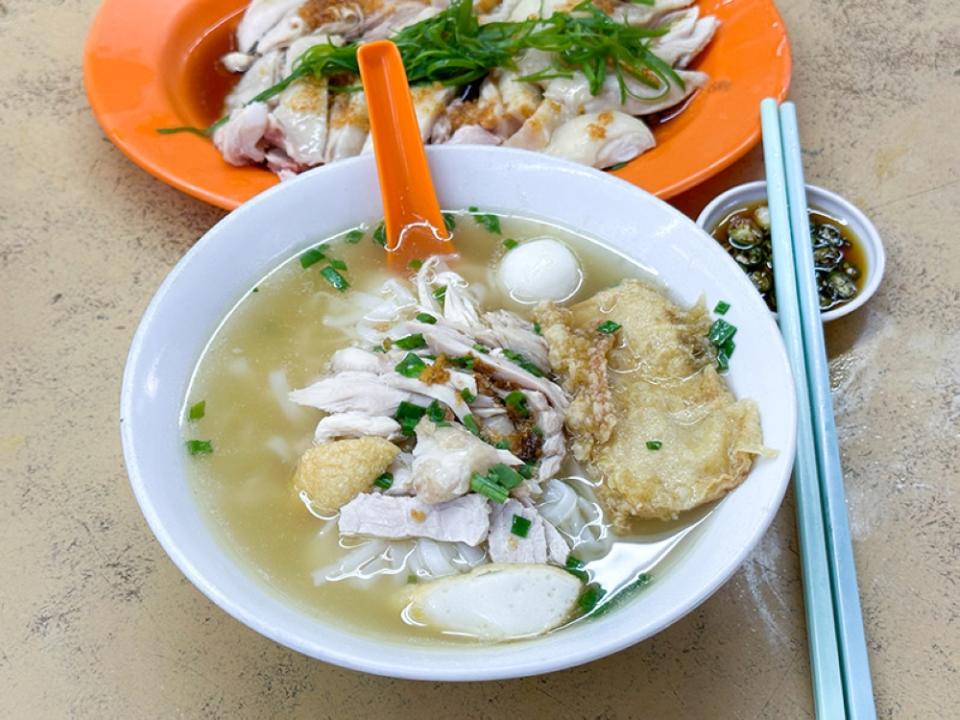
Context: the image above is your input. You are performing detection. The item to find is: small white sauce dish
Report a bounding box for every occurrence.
[696,181,885,322]
[121,147,797,680]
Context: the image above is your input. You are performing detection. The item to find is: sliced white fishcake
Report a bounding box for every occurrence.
[408,563,581,640]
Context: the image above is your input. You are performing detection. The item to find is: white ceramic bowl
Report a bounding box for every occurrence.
[696,180,885,322]
[121,147,797,680]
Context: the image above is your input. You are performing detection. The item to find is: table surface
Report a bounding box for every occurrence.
[2,1,958,717]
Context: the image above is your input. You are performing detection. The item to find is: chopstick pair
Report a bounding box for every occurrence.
[760,99,876,720]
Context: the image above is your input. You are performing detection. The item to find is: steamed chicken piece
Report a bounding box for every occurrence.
[544,70,708,118]
[339,493,491,545]
[608,0,696,27]
[652,11,719,68]
[236,0,306,52]
[476,309,549,369]
[412,418,522,504]
[361,1,442,40]
[269,76,330,165]
[445,125,502,145]
[224,50,282,110]
[504,99,570,151]
[487,499,569,564]
[257,9,309,53]
[313,412,402,442]
[407,563,581,640]
[290,370,430,415]
[293,437,399,515]
[545,111,655,169]
[560,279,764,523]
[213,102,270,165]
[324,90,370,162]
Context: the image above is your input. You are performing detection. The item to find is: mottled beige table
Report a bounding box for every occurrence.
[2,0,958,717]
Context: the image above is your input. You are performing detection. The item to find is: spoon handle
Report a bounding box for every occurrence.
[357,41,453,269]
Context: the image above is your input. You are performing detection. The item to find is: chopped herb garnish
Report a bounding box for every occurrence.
[344,229,364,244]
[320,265,350,291]
[490,463,523,490]
[517,463,534,479]
[532,425,544,437]
[415,312,437,324]
[714,300,731,315]
[442,212,456,232]
[395,333,427,350]
[596,320,622,334]
[564,555,589,582]
[472,343,490,354]
[717,337,735,373]
[503,238,518,250]
[329,258,348,271]
[427,400,446,423]
[373,222,386,247]
[470,472,508,503]
[578,583,606,614]
[708,318,737,347]
[502,348,544,377]
[494,439,511,450]
[591,574,652,618]
[299,247,326,269]
[252,287,259,293]
[188,400,206,421]
[408,259,423,270]
[394,401,427,436]
[185,440,213,456]
[449,355,475,370]
[532,321,541,335]
[607,161,629,171]
[462,414,480,435]
[471,212,502,234]
[372,343,386,353]
[504,390,529,417]
[433,285,447,302]
[374,472,394,489]
[406,574,419,584]
[646,440,662,450]
[510,514,532,538]
[394,352,427,378]
[468,205,478,212]
[460,387,476,403]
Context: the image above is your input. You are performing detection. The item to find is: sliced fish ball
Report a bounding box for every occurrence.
[544,111,654,169]
[408,563,581,639]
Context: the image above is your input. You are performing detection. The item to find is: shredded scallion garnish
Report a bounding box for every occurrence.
[344,229,364,244]
[299,247,325,269]
[395,353,427,378]
[185,439,213,455]
[320,265,350,291]
[374,472,394,489]
[470,472,508,503]
[416,312,437,324]
[188,400,205,421]
[394,401,427,435]
[510,514,532,538]
[395,333,427,350]
[597,320,621,334]
[504,390,529,417]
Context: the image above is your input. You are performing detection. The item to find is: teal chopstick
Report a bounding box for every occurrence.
[760,98,845,718]
[779,102,877,719]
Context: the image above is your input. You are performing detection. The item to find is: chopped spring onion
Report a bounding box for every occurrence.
[714,300,731,315]
[493,439,511,450]
[503,238,518,250]
[532,425,544,437]
[460,387,477,403]
[427,400,446,423]
[373,222,386,247]
[472,212,501,234]
[449,356,475,370]
[470,472,508,503]
[489,463,523,490]
[645,440,662,450]
[329,258,348,271]
[517,463,534,479]
[564,555,589,582]
[533,321,541,335]
[462,414,480,435]
[504,390,529,417]
[415,312,437,324]
[251,287,259,293]
[406,574,419,584]
[442,212,456,232]
[591,573,652,618]
[510,514,532,538]
[344,229,364,244]
[188,400,205,421]
[372,343,386,353]
[374,472,394,490]
[299,247,326,269]
[596,320,622,334]
[502,348,544,377]
[321,265,350,291]
[717,337,735,373]
[408,259,423,270]
[708,318,737,347]
[394,401,427,436]
[395,333,427,350]
[394,353,427,378]
[433,285,447,302]
[185,439,213,455]
[472,343,490,354]
[578,583,607,614]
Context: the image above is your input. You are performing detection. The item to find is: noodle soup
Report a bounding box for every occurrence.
[183,211,763,643]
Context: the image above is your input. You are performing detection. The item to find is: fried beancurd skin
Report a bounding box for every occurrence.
[293,437,399,515]
[548,279,764,525]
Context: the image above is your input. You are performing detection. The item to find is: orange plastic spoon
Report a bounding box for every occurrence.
[357,40,454,269]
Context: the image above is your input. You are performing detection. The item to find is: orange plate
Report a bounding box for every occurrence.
[84,0,790,211]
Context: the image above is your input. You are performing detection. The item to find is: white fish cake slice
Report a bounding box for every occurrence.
[408,563,581,639]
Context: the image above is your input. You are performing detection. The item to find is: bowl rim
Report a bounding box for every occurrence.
[695,180,886,322]
[121,146,798,679]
